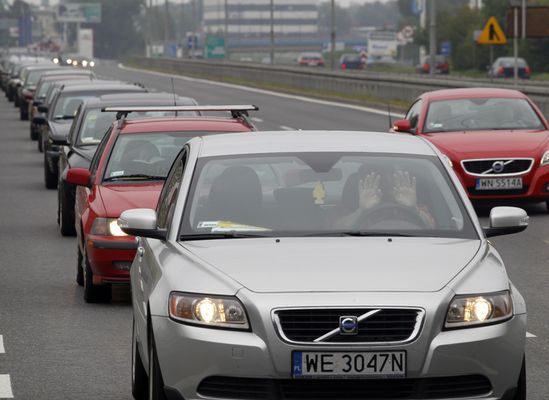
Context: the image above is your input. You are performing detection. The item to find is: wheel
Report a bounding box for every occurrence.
[514,356,526,400]
[354,203,427,231]
[82,248,111,303]
[76,246,84,286]
[59,182,76,236]
[148,329,167,400]
[38,133,43,152]
[13,95,19,107]
[30,125,38,140]
[44,153,57,189]
[132,318,148,400]
[20,104,28,121]
[7,88,13,101]
[546,200,549,213]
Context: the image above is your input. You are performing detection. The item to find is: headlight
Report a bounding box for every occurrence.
[445,291,512,329]
[66,58,72,65]
[169,292,250,330]
[91,217,128,237]
[52,57,59,64]
[89,61,95,67]
[82,60,88,67]
[541,150,549,166]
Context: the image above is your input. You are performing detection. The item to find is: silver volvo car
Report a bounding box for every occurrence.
[120,131,528,400]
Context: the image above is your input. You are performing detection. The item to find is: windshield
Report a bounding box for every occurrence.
[103,131,224,182]
[36,81,52,98]
[25,70,47,86]
[77,109,183,146]
[180,153,477,239]
[424,98,544,132]
[53,95,95,119]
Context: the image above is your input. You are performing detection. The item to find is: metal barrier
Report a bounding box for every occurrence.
[128,57,549,116]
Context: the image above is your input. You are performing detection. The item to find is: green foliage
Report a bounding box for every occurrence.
[71,0,146,58]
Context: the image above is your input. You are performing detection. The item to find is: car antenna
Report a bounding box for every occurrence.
[387,103,393,130]
[170,78,178,116]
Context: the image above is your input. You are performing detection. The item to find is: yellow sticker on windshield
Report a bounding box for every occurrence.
[313,182,326,205]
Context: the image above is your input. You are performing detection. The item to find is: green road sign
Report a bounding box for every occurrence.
[205,36,226,59]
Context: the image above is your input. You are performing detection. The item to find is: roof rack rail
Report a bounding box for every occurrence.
[102,105,259,120]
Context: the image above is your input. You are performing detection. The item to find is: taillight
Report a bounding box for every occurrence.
[423,63,429,72]
[498,66,504,76]
[341,64,347,69]
[525,66,531,75]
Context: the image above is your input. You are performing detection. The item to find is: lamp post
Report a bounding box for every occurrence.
[428,0,436,76]
[330,0,335,70]
[270,0,274,64]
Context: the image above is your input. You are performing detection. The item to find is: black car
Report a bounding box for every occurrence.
[8,60,52,105]
[55,92,199,236]
[41,82,148,189]
[30,70,95,140]
[17,64,61,120]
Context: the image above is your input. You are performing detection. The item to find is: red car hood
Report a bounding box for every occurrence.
[423,129,549,159]
[97,184,162,217]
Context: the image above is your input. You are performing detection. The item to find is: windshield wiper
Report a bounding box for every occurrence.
[180,232,267,241]
[103,174,166,182]
[299,231,416,237]
[53,115,75,120]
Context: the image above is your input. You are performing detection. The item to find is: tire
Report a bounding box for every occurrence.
[59,182,76,236]
[82,248,111,303]
[546,200,549,213]
[132,318,148,400]
[44,152,57,189]
[514,356,526,400]
[30,125,38,141]
[38,134,43,152]
[7,89,13,102]
[76,246,84,286]
[20,104,28,121]
[148,330,167,400]
[14,95,19,107]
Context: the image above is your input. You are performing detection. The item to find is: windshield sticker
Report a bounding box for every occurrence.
[110,171,125,177]
[198,220,270,232]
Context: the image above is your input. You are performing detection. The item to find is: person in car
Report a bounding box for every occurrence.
[333,165,435,229]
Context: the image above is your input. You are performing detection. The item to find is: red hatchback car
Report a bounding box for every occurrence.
[66,106,257,302]
[393,88,549,210]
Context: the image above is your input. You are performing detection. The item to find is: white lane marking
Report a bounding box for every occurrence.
[0,375,13,398]
[0,335,4,353]
[526,331,537,338]
[250,117,264,123]
[119,64,405,119]
[279,125,295,130]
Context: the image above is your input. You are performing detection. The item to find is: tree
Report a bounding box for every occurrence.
[71,0,146,58]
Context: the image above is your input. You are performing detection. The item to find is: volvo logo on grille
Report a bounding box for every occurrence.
[492,160,505,173]
[339,316,358,335]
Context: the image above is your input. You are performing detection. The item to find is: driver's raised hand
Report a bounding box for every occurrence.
[393,170,417,208]
[359,173,382,210]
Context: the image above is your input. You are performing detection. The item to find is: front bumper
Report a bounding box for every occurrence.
[150,290,526,400]
[86,236,137,284]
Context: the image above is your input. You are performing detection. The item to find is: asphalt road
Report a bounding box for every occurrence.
[0,62,547,399]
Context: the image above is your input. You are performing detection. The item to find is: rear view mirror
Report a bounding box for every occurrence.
[37,105,48,113]
[118,208,167,240]
[392,119,412,133]
[66,168,92,188]
[483,206,528,237]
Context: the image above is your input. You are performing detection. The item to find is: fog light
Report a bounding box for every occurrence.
[113,261,132,271]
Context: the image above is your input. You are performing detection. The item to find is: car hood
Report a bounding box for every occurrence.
[97,184,162,217]
[424,130,549,158]
[184,237,481,293]
[74,145,97,162]
[48,120,72,141]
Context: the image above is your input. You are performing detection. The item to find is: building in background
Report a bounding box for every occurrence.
[202,0,318,37]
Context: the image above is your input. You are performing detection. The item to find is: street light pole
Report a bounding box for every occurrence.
[429,0,436,76]
[270,0,274,64]
[163,0,169,57]
[330,0,335,70]
[224,0,229,58]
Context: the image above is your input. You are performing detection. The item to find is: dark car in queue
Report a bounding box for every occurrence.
[339,53,364,70]
[417,55,450,75]
[42,82,148,189]
[8,60,53,106]
[29,70,95,139]
[17,64,61,120]
[488,57,531,79]
[36,79,117,152]
[55,93,199,236]
[65,105,258,302]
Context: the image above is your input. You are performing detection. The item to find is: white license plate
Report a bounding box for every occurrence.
[292,351,406,378]
[475,177,523,190]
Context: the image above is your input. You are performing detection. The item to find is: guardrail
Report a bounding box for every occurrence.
[128,57,549,116]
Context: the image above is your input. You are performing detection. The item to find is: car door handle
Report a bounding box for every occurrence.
[137,246,144,258]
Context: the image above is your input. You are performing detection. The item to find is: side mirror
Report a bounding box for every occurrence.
[33,99,43,106]
[66,168,92,188]
[37,105,48,113]
[393,119,412,133]
[118,209,167,240]
[483,206,528,237]
[51,136,69,146]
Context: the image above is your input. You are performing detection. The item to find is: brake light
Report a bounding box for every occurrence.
[525,66,531,75]
[423,63,429,72]
[341,64,347,69]
[498,66,504,76]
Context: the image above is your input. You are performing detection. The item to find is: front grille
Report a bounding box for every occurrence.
[468,186,529,196]
[462,159,533,175]
[274,308,422,344]
[197,375,492,399]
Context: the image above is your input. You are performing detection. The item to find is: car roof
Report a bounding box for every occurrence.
[59,82,145,93]
[194,131,435,158]
[40,69,93,76]
[81,93,197,108]
[38,74,94,84]
[420,88,526,101]
[119,117,254,134]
